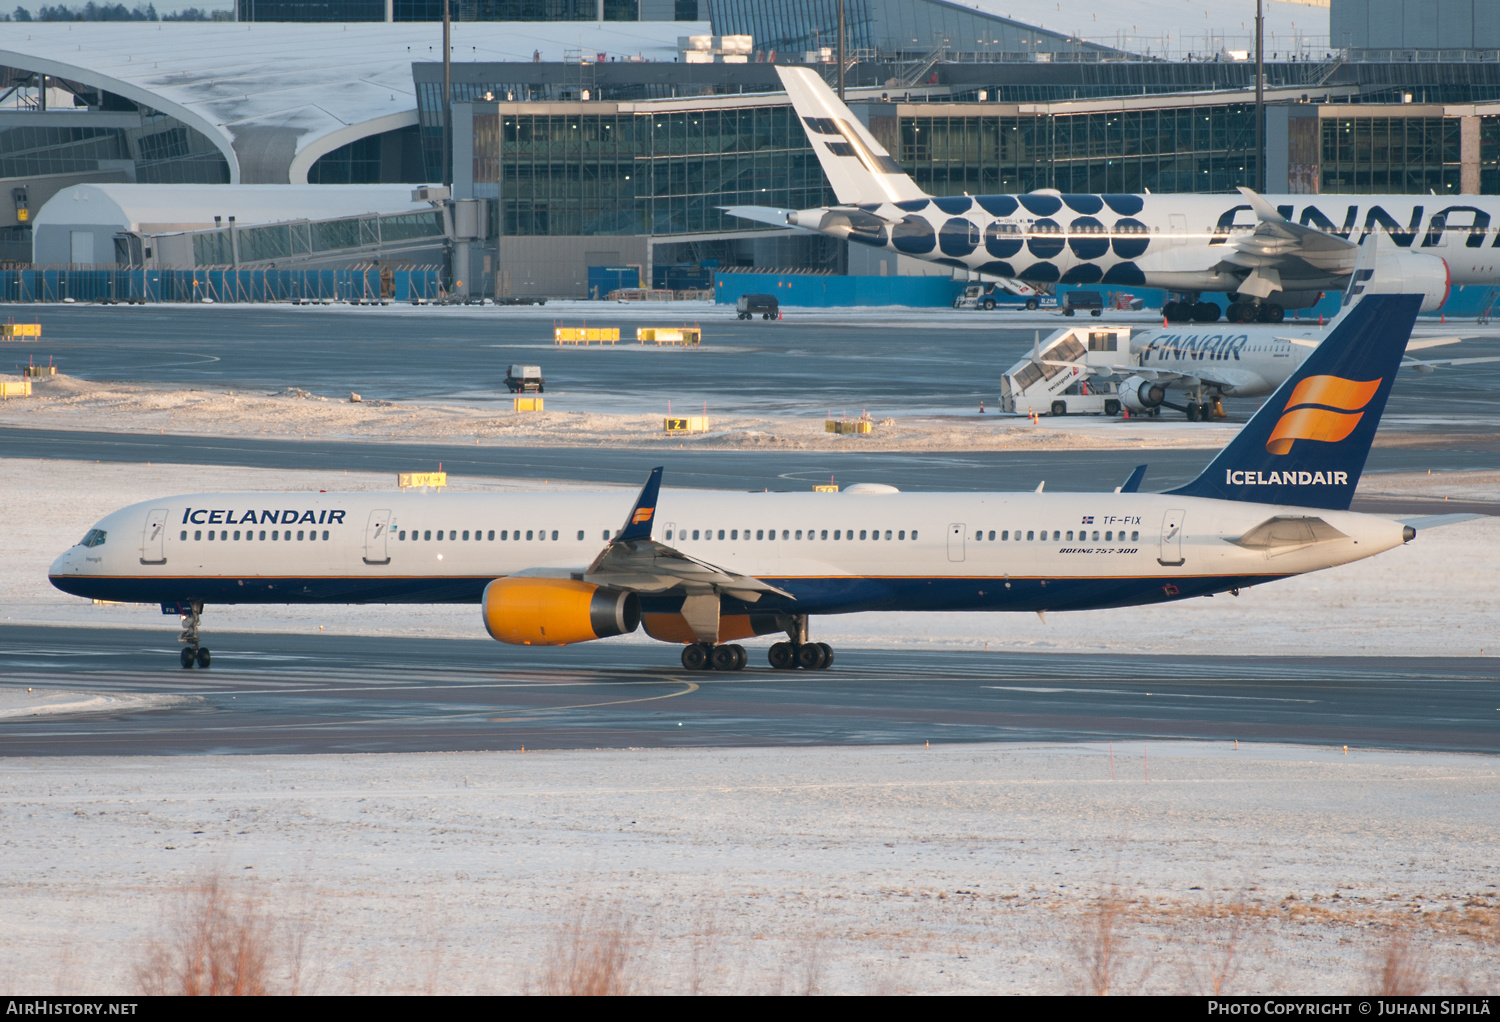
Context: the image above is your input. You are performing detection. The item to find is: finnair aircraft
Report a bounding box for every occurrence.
[51,295,1475,672]
[727,67,1498,324]
[1066,244,1498,419]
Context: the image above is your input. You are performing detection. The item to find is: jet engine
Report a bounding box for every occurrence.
[482,577,640,646]
[1356,252,1450,312]
[1119,376,1166,414]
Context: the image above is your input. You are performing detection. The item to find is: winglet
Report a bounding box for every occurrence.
[615,467,664,543]
[1116,464,1148,493]
[1236,185,1286,223]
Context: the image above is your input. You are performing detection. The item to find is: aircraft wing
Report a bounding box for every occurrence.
[1045,359,1263,391]
[1401,355,1500,373]
[580,467,793,602]
[1221,187,1359,293]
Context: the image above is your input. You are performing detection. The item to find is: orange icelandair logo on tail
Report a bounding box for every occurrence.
[631,506,655,524]
[1264,375,1382,456]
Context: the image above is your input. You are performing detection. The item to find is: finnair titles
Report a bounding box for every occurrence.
[727,67,1481,325]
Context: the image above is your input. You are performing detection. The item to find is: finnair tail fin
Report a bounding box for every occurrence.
[1166,292,1421,511]
[776,66,927,205]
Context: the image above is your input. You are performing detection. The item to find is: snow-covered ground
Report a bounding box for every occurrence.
[0,741,1495,995]
[4,458,1495,657]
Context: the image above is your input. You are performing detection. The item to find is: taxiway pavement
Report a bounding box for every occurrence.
[2,625,1495,757]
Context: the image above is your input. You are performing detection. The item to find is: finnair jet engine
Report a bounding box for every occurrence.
[1119,377,1167,414]
[1364,252,1450,312]
[482,578,640,646]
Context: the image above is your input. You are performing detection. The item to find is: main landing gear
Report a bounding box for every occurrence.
[768,614,833,671]
[681,642,747,671]
[177,601,211,669]
[767,641,833,671]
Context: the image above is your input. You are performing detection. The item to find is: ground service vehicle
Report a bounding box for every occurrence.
[737,294,779,320]
[999,326,1126,416]
[952,282,1056,311]
[1062,291,1105,317]
[504,365,544,393]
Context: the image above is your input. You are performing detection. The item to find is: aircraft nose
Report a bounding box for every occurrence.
[49,547,78,577]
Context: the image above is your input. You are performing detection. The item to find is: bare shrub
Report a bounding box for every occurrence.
[1174,889,1261,996]
[1369,927,1429,996]
[134,875,274,996]
[1061,888,1157,995]
[533,900,638,996]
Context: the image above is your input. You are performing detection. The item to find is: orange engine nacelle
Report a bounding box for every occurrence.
[482,577,640,646]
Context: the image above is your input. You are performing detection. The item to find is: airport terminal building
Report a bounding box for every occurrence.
[5,3,1500,298]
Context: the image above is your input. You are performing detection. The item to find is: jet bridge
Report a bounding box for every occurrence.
[998,325,1132,417]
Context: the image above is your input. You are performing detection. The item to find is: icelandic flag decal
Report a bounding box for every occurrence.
[1081,515,1094,524]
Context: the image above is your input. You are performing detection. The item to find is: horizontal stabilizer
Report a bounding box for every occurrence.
[1396,512,1486,530]
[721,205,796,229]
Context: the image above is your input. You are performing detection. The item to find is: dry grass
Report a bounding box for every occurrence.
[135,875,274,996]
[1368,927,1429,996]
[532,900,640,996]
[133,874,317,996]
[1060,888,1158,995]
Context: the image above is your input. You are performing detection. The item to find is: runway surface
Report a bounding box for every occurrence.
[9,303,1500,429]
[2,625,1495,757]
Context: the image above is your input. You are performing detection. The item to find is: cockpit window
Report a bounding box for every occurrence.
[79,529,107,548]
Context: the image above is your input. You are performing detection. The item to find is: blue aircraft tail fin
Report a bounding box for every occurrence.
[1165,291,1420,510]
[617,467,664,542]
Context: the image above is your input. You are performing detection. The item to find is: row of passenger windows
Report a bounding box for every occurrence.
[184,529,329,541]
[391,527,923,542]
[399,529,580,541]
[975,529,1140,542]
[665,528,918,541]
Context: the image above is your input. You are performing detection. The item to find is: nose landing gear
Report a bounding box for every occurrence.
[175,601,211,669]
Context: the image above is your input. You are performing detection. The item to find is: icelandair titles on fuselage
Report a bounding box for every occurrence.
[1226,470,1349,486]
[181,507,347,526]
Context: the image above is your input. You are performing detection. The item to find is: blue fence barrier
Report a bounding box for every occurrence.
[715,272,1493,319]
[0,268,443,303]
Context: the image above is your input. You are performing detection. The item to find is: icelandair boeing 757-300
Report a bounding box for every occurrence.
[50,294,1477,672]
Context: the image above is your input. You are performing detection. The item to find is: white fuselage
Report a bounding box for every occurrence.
[49,488,1409,619]
[794,193,1500,293]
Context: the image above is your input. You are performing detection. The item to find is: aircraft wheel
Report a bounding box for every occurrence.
[180,647,196,669]
[710,644,739,671]
[1259,303,1285,324]
[1185,403,1201,422]
[1226,302,1244,322]
[816,643,834,669]
[768,642,796,670]
[795,643,823,670]
[196,647,212,669]
[681,643,710,671]
[1193,302,1221,323]
[729,644,747,670]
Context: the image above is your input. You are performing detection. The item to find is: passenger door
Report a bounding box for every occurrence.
[140,508,169,565]
[1158,509,1186,567]
[363,509,392,565]
[947,523,966,563]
